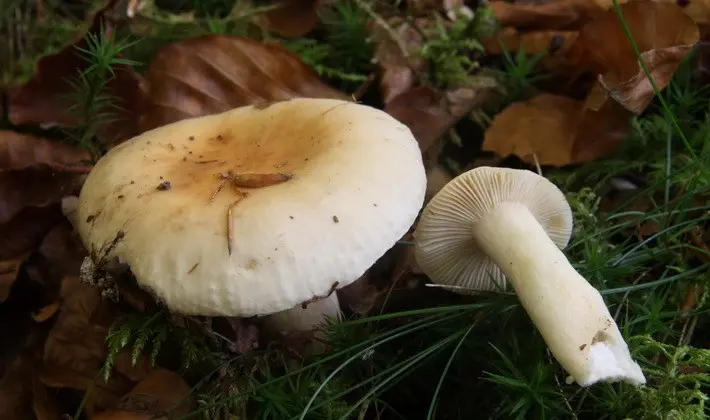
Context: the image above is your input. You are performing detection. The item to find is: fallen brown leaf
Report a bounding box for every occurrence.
[483,92,632,166]
[571,0,699,114]
[41,276,131,416]
[371,17,427,104]
[91,369,195,420]
[138,35,348,132]
[39,221,89,277]
[33,377,64,420]
[0,131,90,224]
[0,352,35,420]
[481,27,579,71]
[256,0,320,38]
[385,85,490,153]
[6,7,145,145]
[0,206,63,261]
[0,167,88,225]
[489,0,605,30]
[593,0,710,29]
[0,131,91,171]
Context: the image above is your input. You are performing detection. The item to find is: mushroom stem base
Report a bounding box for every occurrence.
[264,292,342,353]
[473,203,645,387]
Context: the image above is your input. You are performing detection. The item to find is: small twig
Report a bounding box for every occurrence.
[301,282,339,309]
[226,195,248,255]
[352,72,376,101]
[532,153,542,176]
[208,181,226,203]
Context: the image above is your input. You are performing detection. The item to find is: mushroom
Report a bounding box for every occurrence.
[413,166,645,387]
[75,98,426,341]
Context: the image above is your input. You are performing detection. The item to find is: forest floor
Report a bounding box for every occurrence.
[1,0,710,419]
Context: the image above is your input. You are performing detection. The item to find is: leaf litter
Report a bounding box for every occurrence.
[0,0,709,418]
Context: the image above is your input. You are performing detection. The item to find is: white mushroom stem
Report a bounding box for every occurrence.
[474,202,646,387]
[265,293,342,350]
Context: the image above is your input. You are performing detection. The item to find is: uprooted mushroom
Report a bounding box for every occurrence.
[74,98,427,349]
[414,166,645,387]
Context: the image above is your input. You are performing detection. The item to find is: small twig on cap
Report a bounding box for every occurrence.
[208,181,227,203]
[226,192,249,255]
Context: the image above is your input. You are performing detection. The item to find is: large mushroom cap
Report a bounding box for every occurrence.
[76,98,426,316]
[414,166,573,292]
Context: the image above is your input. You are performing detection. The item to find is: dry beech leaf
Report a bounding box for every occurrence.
[372,17,427,104]
[256,0,320,38]
[481,27,579,70]
[0,167,88,225]
[138,35,347,132]
[0,353,35,420]
[0,131,91,224]
[0,131,91,171]
[385,85,489,153]
[92,369,195,420]
[39,221,89,277]
[489,0,605,30]
[32,377,63,420]
[483,93,632,166]
[41,276,131,415]
[0,206,63,260]
[592,0,710,28]
[572,0,699,114]
[7,8,145,145]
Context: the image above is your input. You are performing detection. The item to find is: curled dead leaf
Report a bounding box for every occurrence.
[92,369,195,420]
[572,0,699,113]
[483,93,632,166]
[138,35,347,132]
[489,0,605,30]
[7,8,145,145]
[256,0,320,38]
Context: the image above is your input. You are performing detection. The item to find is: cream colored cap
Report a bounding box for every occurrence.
[413,167,572,292]
[76,98,426,316]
